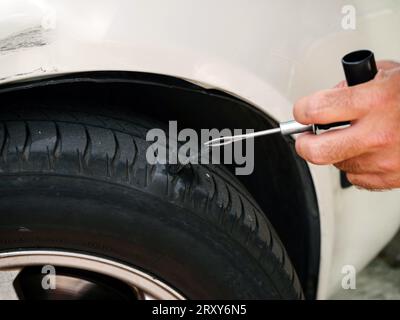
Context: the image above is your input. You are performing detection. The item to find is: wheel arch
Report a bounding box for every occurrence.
[0,71,320,299]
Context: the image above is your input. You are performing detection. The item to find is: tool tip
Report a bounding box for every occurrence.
[204,136,239,147]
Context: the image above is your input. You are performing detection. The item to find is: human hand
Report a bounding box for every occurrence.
[293,61,400,190]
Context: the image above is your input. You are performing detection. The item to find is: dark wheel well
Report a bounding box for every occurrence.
[0,71,320,299]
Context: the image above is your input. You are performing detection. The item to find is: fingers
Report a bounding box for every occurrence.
[334,151,400,174]
[335,155,382,174]
[347,172,400,190]
[294,66,400,190]
[295,125,368,165]
[334,157,366,174]
[293,83,375,125]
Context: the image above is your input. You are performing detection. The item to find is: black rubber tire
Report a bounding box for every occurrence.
[0,107,303,299]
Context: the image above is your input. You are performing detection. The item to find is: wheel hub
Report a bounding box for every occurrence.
[0,250,185,300]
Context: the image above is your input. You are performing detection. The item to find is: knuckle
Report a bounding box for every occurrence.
[305,93,326,122]
[341,87,364,115]
[294,93,328,124]
[335,159,362,174]
[372,82,394,108]
[335,80,347,88]
[333,161,345,171]
[293,97,309,123]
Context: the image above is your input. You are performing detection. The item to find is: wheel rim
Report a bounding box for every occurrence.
[0,250,185,300]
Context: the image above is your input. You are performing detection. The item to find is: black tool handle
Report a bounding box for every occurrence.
[315,50,378,131]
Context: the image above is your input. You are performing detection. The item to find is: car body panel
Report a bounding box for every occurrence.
[1,0,400,298]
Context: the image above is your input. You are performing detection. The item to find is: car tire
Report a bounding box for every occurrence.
[0,106,303,299]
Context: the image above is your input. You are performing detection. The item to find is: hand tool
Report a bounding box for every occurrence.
[204,49,377,148]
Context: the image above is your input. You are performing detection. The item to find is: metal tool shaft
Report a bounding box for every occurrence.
[279,120,314,135]
[204,120,315,147]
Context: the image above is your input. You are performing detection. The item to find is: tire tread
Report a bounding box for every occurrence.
[0,109,303,299]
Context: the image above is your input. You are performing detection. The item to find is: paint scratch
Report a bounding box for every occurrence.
[0,25,50,55]
[0,66,57,82]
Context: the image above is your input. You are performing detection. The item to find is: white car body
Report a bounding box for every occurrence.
[1,0,400,299]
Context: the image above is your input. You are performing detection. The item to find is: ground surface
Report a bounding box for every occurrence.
[333,257,400,300]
